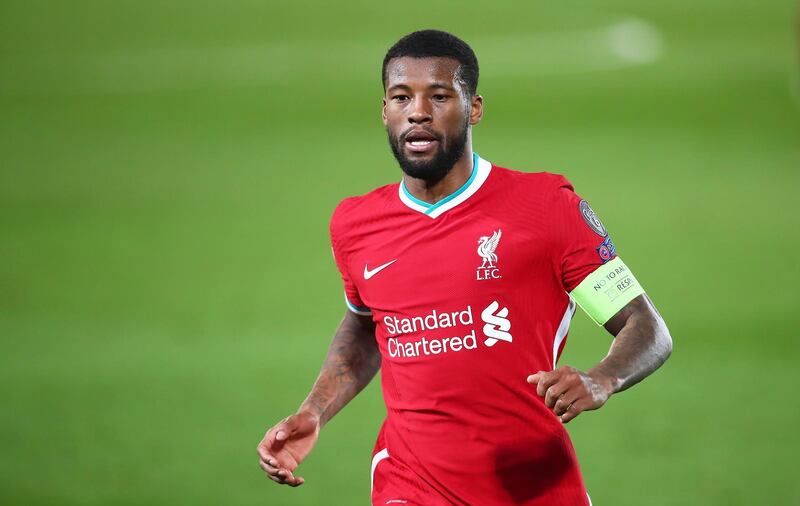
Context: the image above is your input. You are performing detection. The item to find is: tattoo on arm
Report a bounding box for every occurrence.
[299,312,381,427]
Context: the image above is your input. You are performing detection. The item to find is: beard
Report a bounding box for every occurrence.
[387,120,469,184]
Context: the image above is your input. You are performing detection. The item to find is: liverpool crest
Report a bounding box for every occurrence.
[476,229,502,280]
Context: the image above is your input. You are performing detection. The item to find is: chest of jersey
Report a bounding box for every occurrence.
[352,214,546,309]
[348,203,565,362]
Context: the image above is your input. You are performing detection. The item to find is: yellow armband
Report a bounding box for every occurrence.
[569,257,644,325]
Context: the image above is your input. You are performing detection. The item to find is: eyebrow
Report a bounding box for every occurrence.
[387,82,457,92]
[429,82,456,91]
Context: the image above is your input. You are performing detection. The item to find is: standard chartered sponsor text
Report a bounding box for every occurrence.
[384,306,474,335]
[388,331,478,358]
[385,306,478,358]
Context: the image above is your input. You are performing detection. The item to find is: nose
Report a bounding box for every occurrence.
[408,97,432,124]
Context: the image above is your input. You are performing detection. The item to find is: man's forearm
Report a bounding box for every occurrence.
[298,314,381,427]
[591,294,672,394]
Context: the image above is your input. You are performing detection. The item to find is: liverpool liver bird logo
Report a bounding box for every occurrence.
[477,229,502,268]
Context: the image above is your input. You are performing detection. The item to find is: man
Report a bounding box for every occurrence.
[257,29,672,505]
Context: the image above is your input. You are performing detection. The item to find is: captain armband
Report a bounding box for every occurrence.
[569,257,645,325]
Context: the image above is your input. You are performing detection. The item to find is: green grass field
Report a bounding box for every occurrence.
[1,1,799,504]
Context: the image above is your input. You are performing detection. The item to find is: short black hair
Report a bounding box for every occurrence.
[382,29,479,96]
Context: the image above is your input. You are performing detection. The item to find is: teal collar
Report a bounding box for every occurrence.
[398,153,491,219]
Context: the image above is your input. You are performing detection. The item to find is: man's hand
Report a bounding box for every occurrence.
[527,366,614,424]
[257,411,321,486]
[255,311,380,487]
[528,295,672,424]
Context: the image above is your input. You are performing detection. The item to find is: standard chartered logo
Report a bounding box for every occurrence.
[385,301,513,359]
[481,300,512,347]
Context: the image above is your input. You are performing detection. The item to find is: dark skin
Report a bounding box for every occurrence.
[257,311,378,486]
[527,293,672,423]
[382,56,483,204]
[257,56,673,486]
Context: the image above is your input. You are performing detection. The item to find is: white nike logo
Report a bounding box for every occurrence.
[364,259,397,280]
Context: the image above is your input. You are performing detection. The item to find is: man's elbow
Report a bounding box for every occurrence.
[655,317,673,365]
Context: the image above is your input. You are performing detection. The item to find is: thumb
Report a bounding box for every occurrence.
[275,415,299,442]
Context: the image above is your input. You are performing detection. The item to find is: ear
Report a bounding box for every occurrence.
[469,95,484,126]
[382,97,388,126]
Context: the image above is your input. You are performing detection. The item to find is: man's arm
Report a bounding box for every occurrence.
[527,293,672,423]
[300,311,381,426]
[257,311,380,486]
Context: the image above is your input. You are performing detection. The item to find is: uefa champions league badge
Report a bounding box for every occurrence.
[579,200,607,237]
[596,236,616,263]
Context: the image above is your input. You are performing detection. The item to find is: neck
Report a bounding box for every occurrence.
[402,143,474,205]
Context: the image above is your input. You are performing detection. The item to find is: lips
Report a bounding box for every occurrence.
[403,129,439,154]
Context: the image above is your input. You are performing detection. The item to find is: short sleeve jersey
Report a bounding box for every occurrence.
[329,154,628,506]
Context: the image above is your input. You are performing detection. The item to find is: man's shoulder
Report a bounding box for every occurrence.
[489,163,575,195]
[330,182,398,231]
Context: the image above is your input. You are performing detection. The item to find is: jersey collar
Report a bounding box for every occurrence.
[398,152,492,219]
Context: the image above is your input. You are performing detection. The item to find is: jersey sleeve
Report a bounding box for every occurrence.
[549,175,644,325]
[330,202,372,316]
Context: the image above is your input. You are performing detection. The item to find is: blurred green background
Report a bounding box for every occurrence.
[1,1,798,504]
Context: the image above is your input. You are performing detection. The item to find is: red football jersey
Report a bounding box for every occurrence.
[330,153,613,505]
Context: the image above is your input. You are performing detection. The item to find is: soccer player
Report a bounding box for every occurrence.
[257,30,672,505]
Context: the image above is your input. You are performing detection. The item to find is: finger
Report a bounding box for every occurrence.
[535,371,561,397]
[256,444,277,465]
[560,399,587,424]
[259,459,281,477]
[553,392,579,416]
[268,474,294,486]
[263,455,279,468]
[268,425,285,446]
[544,381,570,408]
[264,466,294,486]
[266,427,279,447]
[267,417,291,446]
[277,467,298,483]
[264,451,280,468]
[276,415,300,442]
[277,468,304,487]
[526,372,542,384]
[260,462,288,484]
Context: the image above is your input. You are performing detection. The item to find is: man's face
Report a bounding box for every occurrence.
[383,57,482,183]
